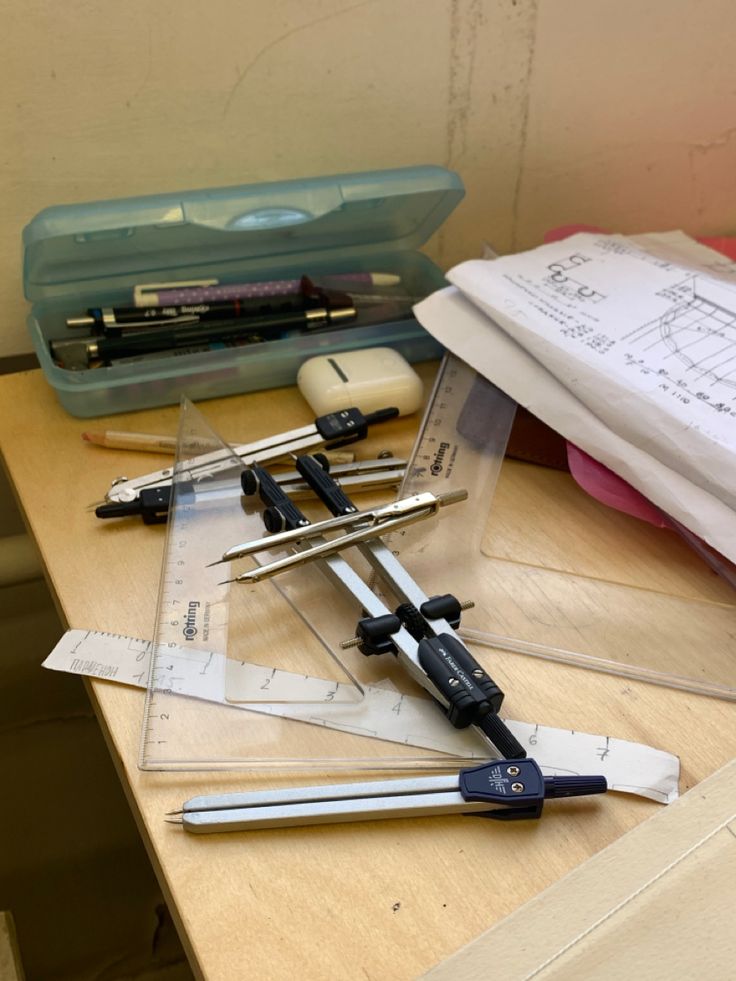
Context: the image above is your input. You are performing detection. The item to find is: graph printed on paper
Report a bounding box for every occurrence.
[621,274,736,417]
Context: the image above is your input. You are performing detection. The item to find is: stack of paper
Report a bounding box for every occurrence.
[414,231,736,564]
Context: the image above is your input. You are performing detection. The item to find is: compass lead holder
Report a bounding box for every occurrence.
[221,455,526,760]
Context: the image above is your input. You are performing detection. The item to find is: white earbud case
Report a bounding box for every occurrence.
[297,347,424,417]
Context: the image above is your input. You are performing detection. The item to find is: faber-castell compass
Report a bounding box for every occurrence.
[167,759,608,833]
[215,455,526,760]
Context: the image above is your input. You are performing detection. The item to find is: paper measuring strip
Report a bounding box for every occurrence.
[44,629,679,803]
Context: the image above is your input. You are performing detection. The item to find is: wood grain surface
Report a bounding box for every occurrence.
[1,363,734,981]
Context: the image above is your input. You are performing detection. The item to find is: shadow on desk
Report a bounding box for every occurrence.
[0,468,193,980]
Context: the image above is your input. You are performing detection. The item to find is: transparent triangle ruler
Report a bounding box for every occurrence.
[140,398,376,771]
[388,353,736,700]
[139,397,494,771]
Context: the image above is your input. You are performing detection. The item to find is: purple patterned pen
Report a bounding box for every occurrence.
[133,272,400,307]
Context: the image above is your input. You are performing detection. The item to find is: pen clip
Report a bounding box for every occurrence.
[133,279,218,304]
[106,314,201,331]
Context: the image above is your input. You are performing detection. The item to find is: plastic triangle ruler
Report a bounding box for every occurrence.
[390,354,736,700]
[138,396,494,771]
[139,398,382,771]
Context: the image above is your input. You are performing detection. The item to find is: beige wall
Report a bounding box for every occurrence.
[2,0,736,358]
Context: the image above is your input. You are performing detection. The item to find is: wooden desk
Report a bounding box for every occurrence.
[1,365,734,980]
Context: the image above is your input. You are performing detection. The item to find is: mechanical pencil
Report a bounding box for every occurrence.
[102,336,261,366]
[66,291,337,332]
[52,304,356,370]
[133,272,401,306]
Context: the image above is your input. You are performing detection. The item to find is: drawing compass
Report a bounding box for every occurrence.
[94,455,407,523]
[168,758,607,833]
[103,405,399,504]
[215,453,527,760]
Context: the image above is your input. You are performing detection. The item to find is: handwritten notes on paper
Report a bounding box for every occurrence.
[414,232,736,563]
